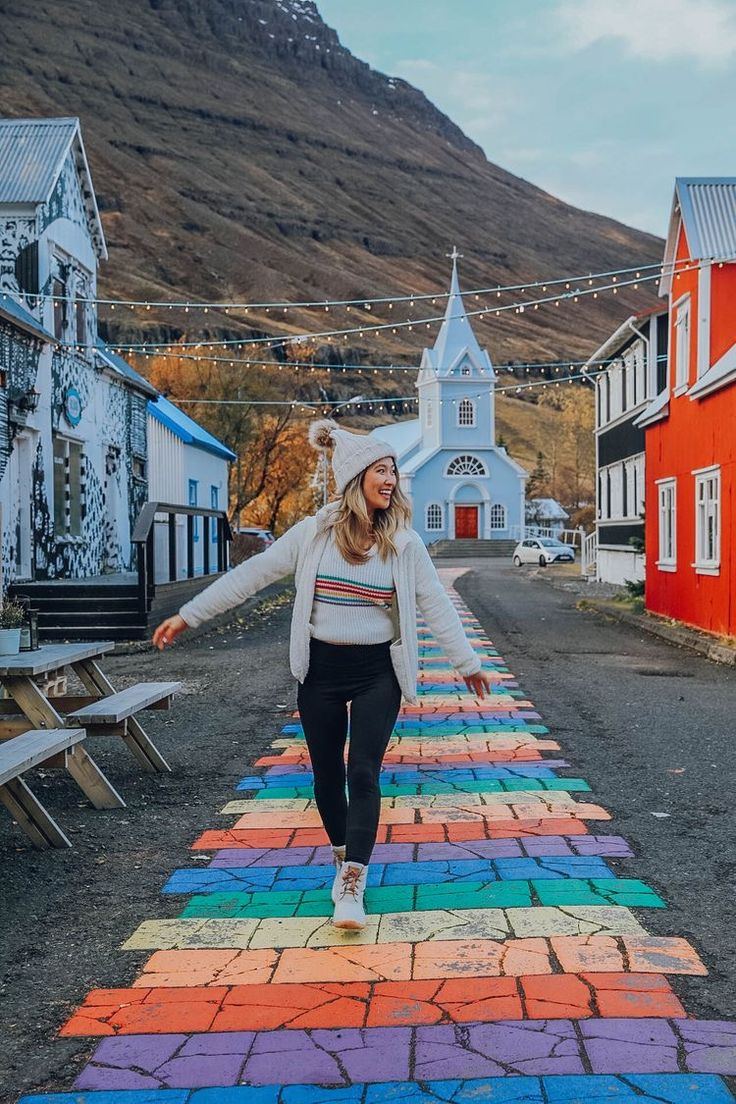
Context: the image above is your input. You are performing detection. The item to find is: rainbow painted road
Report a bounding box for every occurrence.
[18,567,736,1104]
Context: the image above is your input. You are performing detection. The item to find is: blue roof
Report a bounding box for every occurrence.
[96,340,159,397]
[0,293,55,342]
[148,394,237,461]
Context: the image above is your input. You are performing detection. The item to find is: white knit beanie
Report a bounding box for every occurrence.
[308,419,398,493]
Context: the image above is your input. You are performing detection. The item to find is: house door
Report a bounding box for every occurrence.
[455,505,478,539]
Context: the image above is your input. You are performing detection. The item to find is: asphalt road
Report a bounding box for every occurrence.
[455,559,736,1025]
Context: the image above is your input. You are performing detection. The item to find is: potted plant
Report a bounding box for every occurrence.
[0,600,26,656]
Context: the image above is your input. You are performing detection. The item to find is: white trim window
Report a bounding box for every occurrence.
[657,478,676,570]
[53,435,85,538]
[424,401,433,428]
[446,454,487,477]
[425,502,444,531]
[457,397,476,427]
[694,466,720,573]
[598,469,609,520]
[674,296,690,391]
[490,503,507,530]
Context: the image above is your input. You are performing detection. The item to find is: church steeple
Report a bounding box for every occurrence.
[416,250,497,450]
[422,249,494,378]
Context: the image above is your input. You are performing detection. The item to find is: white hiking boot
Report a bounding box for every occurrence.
[332,862,368,929]
[331,845,346,904]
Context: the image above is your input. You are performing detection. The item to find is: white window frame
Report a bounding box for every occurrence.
[445,454,487,477]
[598,468,609,520]
[424,401,433,428]
[656,477,676,571]
[693,465,720,574]
[425,502,444,531]
[674,295,690,393]
[53,434,85,539]
[457,397,476,428]
[489,503,507,530]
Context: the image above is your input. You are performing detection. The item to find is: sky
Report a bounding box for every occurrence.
[316,0,736,237]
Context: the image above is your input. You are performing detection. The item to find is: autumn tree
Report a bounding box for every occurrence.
[240,420,316,534]
[537,385,595,509]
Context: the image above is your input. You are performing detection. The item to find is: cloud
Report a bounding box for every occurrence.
[394,58,519,132]
[555,0,736,66]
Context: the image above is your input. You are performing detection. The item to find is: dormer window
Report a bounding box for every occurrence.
[457,397,476,427]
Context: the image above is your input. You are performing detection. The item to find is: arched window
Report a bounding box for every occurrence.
[446,454,487,477]
[425,502,444,531]
[457,398,476,427]
[424,401,433,428]
[490,503,507,530]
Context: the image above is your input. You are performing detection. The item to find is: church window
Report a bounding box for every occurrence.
[457,398,476,427]
[461,366,471,376]
[490,503,507,530]
[425,401,433,428]
[426,502,444,530]
[446,454,487,477]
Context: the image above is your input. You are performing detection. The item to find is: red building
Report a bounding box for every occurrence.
[638,178,736,636]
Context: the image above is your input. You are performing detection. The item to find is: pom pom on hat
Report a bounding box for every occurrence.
[308,419,338,452]
[308,416,398,493]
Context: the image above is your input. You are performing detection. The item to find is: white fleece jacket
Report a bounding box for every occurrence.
[178,503,482,703]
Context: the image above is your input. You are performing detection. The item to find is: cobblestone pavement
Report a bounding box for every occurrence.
[16,568,736,1103]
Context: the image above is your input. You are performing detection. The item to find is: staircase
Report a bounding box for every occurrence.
[9,577,150,642]
[429,539,517,559]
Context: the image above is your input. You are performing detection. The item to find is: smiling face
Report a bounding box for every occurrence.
[362,456,398,516]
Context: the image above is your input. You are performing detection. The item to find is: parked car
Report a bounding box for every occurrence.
[512,537,576,567]
[236,527,275,547]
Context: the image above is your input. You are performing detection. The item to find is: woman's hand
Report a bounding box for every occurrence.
[462,670,494,699]
[152,614,189,651]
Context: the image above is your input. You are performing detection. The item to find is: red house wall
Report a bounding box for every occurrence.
[645,226,736,636]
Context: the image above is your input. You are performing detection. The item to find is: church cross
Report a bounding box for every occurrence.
[446,246,464,261]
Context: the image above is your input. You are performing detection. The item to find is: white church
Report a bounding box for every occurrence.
[371,254,527,545]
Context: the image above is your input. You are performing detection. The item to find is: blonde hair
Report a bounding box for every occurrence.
[328,460,412,565]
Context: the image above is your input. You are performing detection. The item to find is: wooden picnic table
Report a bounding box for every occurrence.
[0,642,179,848]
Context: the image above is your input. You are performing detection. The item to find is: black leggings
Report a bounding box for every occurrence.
[297,638,402,865]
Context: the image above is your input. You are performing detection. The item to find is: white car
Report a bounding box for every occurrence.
[513,537,576,567]
[236,527,275,547]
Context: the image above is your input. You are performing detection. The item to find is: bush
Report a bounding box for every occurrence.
[0,600,26,628]
[624,578,645,599]
[230,533,268,566]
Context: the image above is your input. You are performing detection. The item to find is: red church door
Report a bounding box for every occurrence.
[455,505,479,538]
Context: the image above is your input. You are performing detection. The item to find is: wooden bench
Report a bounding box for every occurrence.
[66,681,182,772]
[0,727,125,848]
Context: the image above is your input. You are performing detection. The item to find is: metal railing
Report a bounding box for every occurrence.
[132,502,233,614]
[509,525,585,547]
[581,530,598,579]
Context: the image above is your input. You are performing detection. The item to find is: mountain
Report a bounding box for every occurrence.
[0,0,663,365]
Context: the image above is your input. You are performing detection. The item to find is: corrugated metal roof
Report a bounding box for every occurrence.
[96,340,159,398]
[676,178,736,260]
[0,117,79,203]
[148,395,237,461]
[0,293,56,342]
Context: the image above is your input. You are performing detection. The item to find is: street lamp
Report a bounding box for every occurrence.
[321,394,365,505]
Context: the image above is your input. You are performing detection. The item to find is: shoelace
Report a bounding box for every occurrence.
[339,866,363,900]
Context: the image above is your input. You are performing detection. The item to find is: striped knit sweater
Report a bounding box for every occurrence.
[310,536,396,644]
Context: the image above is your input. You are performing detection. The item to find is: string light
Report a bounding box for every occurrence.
[59,260,699,356]
[27,257,715,311]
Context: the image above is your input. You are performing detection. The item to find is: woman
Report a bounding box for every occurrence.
[153,420,492,930]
